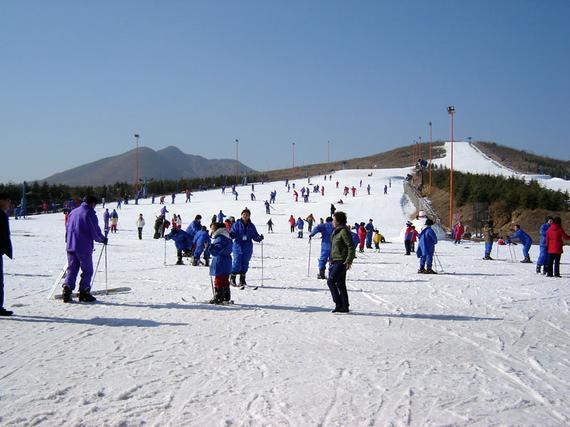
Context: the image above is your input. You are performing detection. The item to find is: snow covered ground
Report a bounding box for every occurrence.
[433,142,570,193]
[2,168,569,426]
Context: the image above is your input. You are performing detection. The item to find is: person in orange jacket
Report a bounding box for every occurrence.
[357,222,367,253]
[288,215,296,233]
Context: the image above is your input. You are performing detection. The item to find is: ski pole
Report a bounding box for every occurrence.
[210,274,215,299]
[261,240,264,287]
[434,251,444,273]
[48,263,68,300]
[163,236,167,266]
[104,243,108,295]
[90,244,105,290]
[307,238,312,277]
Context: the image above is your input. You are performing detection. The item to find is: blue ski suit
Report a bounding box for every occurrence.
[209,228,233,276]
[193,230,211,260]
[309,222,334,270]
[510,228,533,259]
[165,229,193,252]
[230,219,263,273]
[537,223,550,266]
[417,226,438,270]
[365,222,374,247]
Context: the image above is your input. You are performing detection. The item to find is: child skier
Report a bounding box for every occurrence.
[289,215,296,233]
[165,227,193,265]
[357,222,366,253]
[537,217,553,274]
[296,217,305,238]
[483,221,495,260]
[192,226,211,266]
[404,222,414,255]
[209,222,233,303]
[454,221,465,244]
[417,218,438,274]
[510,224,533,263]
[373,229,382,251]
[267,218,274,233]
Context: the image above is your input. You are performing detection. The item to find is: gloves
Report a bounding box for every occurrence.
[102,237,108,245]
[259,234,264,241]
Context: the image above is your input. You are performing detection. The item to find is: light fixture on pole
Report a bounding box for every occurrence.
[447,106,456,231]
[428,122,433,194]
[235,139,239,185]
[134,134,140,194]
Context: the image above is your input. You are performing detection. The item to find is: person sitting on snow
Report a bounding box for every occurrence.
[417,218,438,274]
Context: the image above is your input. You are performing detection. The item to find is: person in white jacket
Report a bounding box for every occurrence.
[136,214,146,240]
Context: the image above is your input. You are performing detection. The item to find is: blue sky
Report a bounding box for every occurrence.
[1,0,569,182]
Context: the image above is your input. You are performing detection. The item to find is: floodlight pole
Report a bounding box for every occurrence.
[134,134,140,194]
[292,142,295,168]
[447,106,455,231]
[235,139,239,185]
[428,122,433,195]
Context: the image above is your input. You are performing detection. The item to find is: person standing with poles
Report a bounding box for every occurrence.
[0,193,14,316]
[309,216,334,279]
[61,196,107,303]
[326,212,356,313]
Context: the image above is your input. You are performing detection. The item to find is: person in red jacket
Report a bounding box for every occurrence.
[545,216,570,278]
[410,225,418,252]
[288,215,296,233]
[454,221,465,244]
[357,222,367,253]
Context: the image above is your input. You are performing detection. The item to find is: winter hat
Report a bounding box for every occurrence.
[425,218,434,226]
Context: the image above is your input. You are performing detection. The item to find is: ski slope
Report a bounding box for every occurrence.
[433,142,570,193]
[1,168,569,426]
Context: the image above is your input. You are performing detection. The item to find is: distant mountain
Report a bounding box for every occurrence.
[43,146,255,186]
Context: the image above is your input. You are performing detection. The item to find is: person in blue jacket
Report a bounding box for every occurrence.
[230,208,264,288]
[209,222,234,303]
[165,227,193,265]
[417,218,438,274]
[350,230,360,248]
[510,224,533,263]
[365,219,374,249]
[309,217,334,279]
[537,217,553,274]
[192,226,211,266]
[296,217,305,238]
[217,210,226,224]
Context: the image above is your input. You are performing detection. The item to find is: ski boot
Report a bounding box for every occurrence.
[520,256,532,264]
[230,274,238,287]
[425,268,437,274]
[78,288,97,303]
[204,258,210,267]
[176,259,184,265]
[62,285,73,303]
[209,288,223,304]
[536,265,542,274]
[223,287,232,303]
[192,257,199,266]
[239,273,247,289]
[417,268,425,274]
[0,307,14,316]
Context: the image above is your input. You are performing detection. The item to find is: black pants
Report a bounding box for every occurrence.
[138,227,143,240]
[404,240,412,255]
[548,253,561,277]
[0,255,4,308]
[327,262,349,310]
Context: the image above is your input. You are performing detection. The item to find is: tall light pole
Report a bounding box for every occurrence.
[292,142,296,168]
[418,136,422,159]
[447,106,455,231]
[235,139,239,185]
[428,122,433,194]
[134,133,140,194]
[327,140,330,164]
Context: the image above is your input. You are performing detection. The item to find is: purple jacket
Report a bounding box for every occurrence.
[66,202,105,254]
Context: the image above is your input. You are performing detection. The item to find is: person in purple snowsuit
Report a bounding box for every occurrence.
[103,208,110,233]
[62,196,107,303]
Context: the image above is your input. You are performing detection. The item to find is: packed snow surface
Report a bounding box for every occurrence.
[434,142,570,193]
[2,168,569,426]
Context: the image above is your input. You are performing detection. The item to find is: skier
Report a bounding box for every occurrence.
[110,209,119,233]
[326,211,356,313]
[537,217,553,274]
[217,210,226,224]
[171,193,176,204]
[483,221,495,260]
[367,184,371,195]
[330,203,336,216]
[187,215,203,236]
[160,205,169,217]
[165,227,193,265]
[417,218,438,274]
[404,222,414,255]
[365,219,374,249]
[185,189,192,203]
[293,190,299,202]
[61,196,107,303]
[359,179,362,188]
[103,208,110,233]
[229,208,264,288]
[305,213,315,233]
[384,185,388,194]
[545,216,570,278]
[357,222,366,253]
[454,221,465,244]
[153,215,170,239]
[289,215,296,233]
[208,222,233,304]
[250,192,256,201]
[267,218,274,233]
[510,224,533,263]
[264,200,271,214]
[321,186,325,196]
[351,186,356,197]
[296,217,305,238]
[136,213,145,240]
[0,193,14,316]
[309,217,334,279]
[234,191,239,201]
[192,226,211,266]
[372,229,382,251]
[336,181,339,189]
